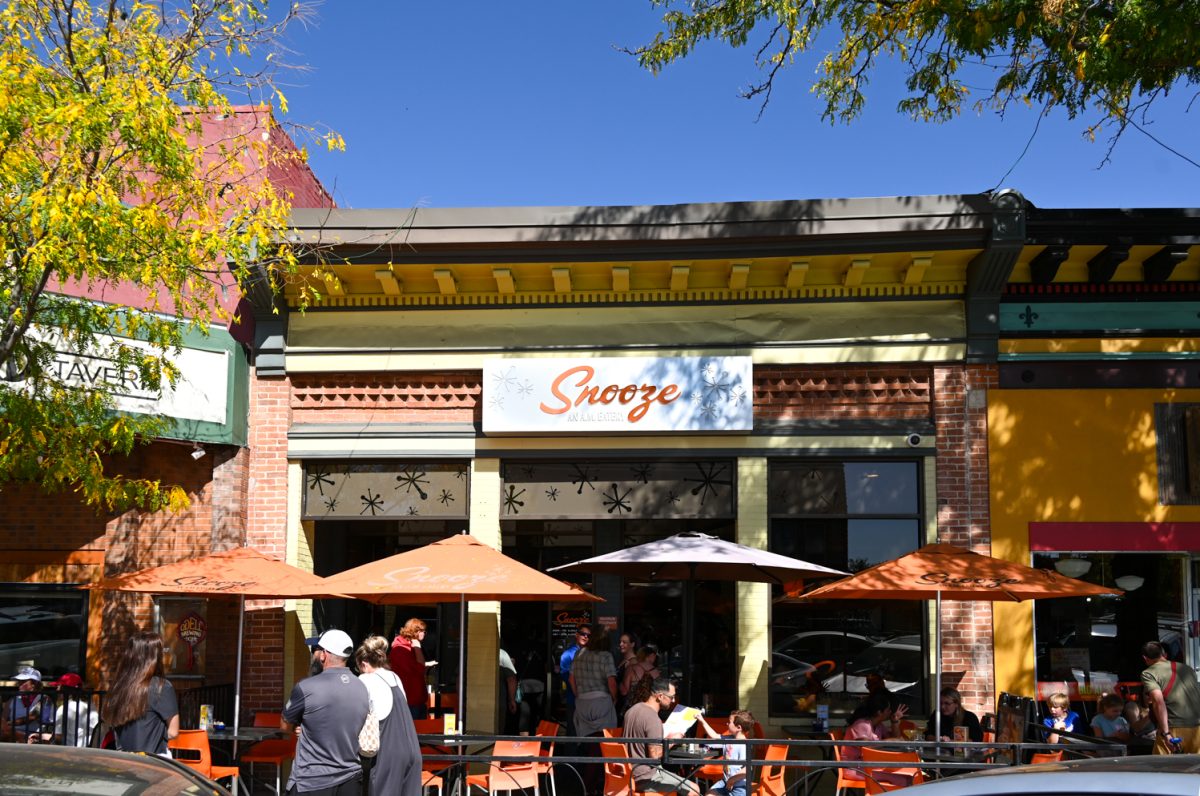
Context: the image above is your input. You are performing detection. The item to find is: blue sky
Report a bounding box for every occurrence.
[275,2,1197,210]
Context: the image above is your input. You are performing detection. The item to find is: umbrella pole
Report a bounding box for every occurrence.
[934,590,942,748]
[234,594,245,741]
[457,592,465,734]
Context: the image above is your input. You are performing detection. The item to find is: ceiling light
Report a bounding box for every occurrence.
[1054,558,1092,578]
[1114,575,1145,592]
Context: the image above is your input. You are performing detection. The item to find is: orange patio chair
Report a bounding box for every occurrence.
[694,717,731,784]
[417,717,455,777]
[534,719,561,796]
[861,746,925,792]
[1029,750,1062,764]
[239,711,296,796]
[168,729,239,791]
[602,727,623,738]
[830,731,866,796]
[599,741,652,796]
[466,738,543,796]
[750,743,789,796]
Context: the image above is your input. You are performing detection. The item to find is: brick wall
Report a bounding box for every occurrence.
[933,365,998,716]
[240,369,293,717]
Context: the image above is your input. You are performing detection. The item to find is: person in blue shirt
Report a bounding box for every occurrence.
[1091,693,1131,742]
[560,624,591,734]
[1043,692,1081,743]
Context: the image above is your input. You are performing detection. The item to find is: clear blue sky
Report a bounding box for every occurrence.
[275,2,1197,210]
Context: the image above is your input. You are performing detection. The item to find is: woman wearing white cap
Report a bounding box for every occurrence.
[1,666,55,743]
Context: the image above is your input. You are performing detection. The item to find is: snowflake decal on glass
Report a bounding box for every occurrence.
[323,496,339,513]
[729,384,748,406]
[685,462,732,505]
[701,362,731,401]
[502,484,526,515]
[492,366,519,393]
[630,463,653,484]
[602,483,633,515]
[359,489,386,516]
[545,487,560,501]
[438,489,455,505]
[395,467,430,500]
[570,464,597,495]
[307,469,335,496]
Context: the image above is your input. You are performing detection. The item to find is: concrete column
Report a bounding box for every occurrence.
[736,457,771,725]
[468,457,502,733]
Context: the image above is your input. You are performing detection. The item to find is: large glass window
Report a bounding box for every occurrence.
[0,584,88,681]
[768,461,925,718]
[1033,553,1186,698]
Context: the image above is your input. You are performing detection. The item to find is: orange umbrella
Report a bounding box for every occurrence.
[84,547,344,734]
[322,533,601,731]
[791,543,1120,739]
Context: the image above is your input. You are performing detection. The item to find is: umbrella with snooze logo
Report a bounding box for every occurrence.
[789,543,1121,741]
[83,546,347,735]
[320,532,601,732]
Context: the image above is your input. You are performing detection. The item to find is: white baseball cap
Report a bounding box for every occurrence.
[14,666,41,682]
[315,629,354,658]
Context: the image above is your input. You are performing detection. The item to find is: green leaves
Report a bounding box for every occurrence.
[630,0,1200,138]
[0,0,321,511]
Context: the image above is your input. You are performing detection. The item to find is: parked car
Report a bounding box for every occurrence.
[0,742,230,795]
[902,753,1200,796]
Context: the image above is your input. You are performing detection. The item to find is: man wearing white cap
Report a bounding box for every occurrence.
[282,630,370,795]
[1,666,55,743]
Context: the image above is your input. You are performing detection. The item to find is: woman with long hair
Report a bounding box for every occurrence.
[620,643,660,714]
[615,631,639,686]
[101,632,179,756]
[356,635,422,796]
[389,618,429,719]
[924,687,982,742]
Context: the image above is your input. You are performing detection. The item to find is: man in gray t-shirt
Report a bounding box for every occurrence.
[282,630,370,795]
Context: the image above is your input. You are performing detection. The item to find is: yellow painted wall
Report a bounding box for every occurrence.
[989,387,1200,698]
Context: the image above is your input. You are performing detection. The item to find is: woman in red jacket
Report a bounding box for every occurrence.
[390,618,431,719]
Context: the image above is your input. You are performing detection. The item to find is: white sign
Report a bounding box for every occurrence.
[483,356,753,433]
[34,331,229,425]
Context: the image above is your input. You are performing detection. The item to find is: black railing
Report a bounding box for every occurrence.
[175,682,236,730]
[0,687,105,746]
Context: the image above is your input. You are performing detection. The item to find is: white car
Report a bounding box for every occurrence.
[903,753,1200,796]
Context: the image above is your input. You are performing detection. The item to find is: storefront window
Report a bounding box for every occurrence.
[768,461,925,718]
[1033,553,1186,699]
[0,584,88,681]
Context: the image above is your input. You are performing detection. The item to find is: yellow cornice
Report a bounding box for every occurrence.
[286,250,978,308]
[1000,337,1200,355]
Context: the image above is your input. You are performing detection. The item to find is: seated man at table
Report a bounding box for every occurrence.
[624,678,700,795]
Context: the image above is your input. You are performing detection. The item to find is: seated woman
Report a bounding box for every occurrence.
[842,694,912,787]
[1042,692,1081,744]
[1090,693,1131,742]
[925,687,983,742]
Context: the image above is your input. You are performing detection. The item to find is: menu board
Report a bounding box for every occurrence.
[994,692,1034,765]
[551,607,592,665]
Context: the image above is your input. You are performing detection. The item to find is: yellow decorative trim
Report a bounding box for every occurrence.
[1001,337,1200,354]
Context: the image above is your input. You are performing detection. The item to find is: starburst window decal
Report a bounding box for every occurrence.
[601,483,633,514]
[570,464,597,494]
[502,484,526,515]
[395,467,430,500]
[492,366,518,393]
[307,470,335,496]
[545,487,560,501]
[360,489,386,516]
[437,489,455,505]
[685,462,732,505]
[323,496,339,512]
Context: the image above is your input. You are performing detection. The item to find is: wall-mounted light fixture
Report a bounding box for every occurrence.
[190,444,206,461]
[1114,575,1145,592]
[1054,557,1092,578]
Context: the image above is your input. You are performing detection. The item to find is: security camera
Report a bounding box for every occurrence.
[905,433,923,448]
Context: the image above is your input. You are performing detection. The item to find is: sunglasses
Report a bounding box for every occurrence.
[577,632,591,638]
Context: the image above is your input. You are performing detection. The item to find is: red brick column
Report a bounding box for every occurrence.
[933,365,998,716]
[240,369,293,719]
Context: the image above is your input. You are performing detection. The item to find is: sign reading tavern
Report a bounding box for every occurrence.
[482,356,753,433]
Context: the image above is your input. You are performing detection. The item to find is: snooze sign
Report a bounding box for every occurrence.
[482,356,753,433]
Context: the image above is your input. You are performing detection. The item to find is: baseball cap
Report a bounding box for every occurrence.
[311,629,354,657]
[52,673,83,688]
[14,666,41,682]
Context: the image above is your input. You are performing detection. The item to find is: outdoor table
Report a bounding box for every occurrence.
[207,726,286,743]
